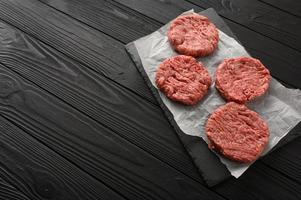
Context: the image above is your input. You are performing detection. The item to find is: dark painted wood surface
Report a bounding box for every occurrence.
[0,177,30,200]
[114,0,301,89]
[259,0,301,18]
[0,0,300,199]
[187,0,301,50]
[0,110,125,200]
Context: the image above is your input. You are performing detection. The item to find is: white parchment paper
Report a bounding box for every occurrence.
[133,10,301,178]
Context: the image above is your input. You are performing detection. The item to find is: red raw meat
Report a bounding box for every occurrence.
[168,14,219,57]
[215,57,270,103]
[155,55,211,105]
[205,102,269,163]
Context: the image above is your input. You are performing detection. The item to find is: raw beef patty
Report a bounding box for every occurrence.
[215,57,270,103]
[168,14,219,57]
[155,55,211,105]
[205,102,269,163]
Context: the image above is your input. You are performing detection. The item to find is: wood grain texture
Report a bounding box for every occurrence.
[186,0,301,51]
[0,0,300,199]
[263,136,301,184]
[0,115,126,200]
[0,18,205,185]
[259,0,301,18]
[20,0,301,186]
[0,0,215,187]
[39,0,161,43]
[108,0,301,198]
[113,0,301,89]
[214,162,301,200]
[39,0,301,185]
[0,177,30,200]
[0,0,156,104]
[222,19,301,89]
[115,0,201,21]
[0,38,223,200]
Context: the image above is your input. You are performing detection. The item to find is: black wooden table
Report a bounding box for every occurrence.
[0,0,300,199]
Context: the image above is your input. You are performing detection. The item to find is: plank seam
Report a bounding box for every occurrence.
[0,113,131,200]
[36,0,160,106]
[0,60,218,195]
[0,60,175,199]
[1,7,212,183]
[1,0,299,198]
[258,0,301,19]
[0,15,157,107]
[0,3,210,185]
[109,0,301,190]
[37,0,126,44]
[261,161,301,185]
[185,0,301,53]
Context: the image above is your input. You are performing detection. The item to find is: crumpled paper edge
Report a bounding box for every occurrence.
[133,9,301,178]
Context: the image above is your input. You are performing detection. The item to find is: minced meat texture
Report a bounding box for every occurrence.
[215,57,270,103]
[205,102,269,163]
[168,14,219,57]
[155,55,211,105]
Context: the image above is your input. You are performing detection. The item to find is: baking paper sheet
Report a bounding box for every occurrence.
[133,10,301,178]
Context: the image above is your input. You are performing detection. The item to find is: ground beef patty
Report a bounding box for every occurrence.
[168,14,219,57]
[215,57,270,103]
[155,55,211,105]
[205,102,269,163]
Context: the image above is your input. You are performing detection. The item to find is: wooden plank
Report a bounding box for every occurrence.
[1,0,298,197]
[186,0,301,50]
[108,0,301,197]
[39,0,162,43]
[114,0,201,22]
[36,0,301,143]
[259,0,301,18]
[0,62,223,199]
[0,115,126,200]
[0,0,211,185]
[263,136,301,184]
[0,19,204,184]
[37,0,301,185]
[214,162,301,200]
[113,0,301,89]
[0,177,30,200]
[221,19,301,89]
[0,0,156,104]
